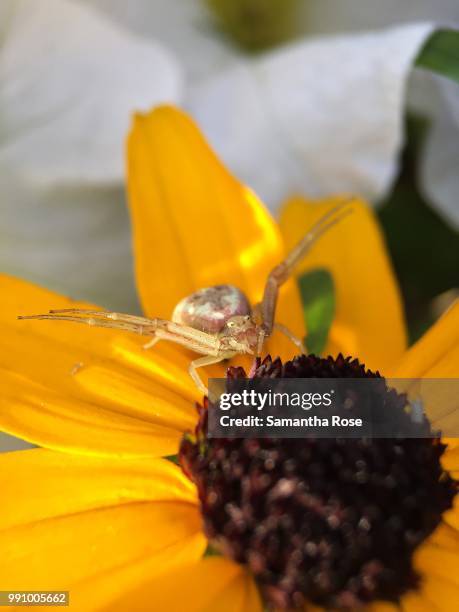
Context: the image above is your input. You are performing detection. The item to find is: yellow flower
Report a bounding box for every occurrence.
[0,106,458,611]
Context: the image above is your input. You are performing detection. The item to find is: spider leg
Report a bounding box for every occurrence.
[189,354,228,396]
[143,337,161,350]
[260,197,354,334]
[18,313,150,335]
[256,328,266,356]
[274,322,306,354]
[19,308,230,393]
[19,308,158,330]
[19,309,219,349]
[152,328,220,355]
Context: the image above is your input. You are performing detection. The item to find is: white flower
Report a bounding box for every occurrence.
[186,23,434,210]
[417,77,459,228]
[0,0,182,311]
[294,0,459,228]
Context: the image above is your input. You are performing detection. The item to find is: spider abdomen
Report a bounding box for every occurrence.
[172,284,251,334]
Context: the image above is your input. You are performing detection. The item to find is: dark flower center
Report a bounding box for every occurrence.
[179,354,457,609]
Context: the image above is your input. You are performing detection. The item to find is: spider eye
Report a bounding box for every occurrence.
[227,321,235,328]
[244,315,250,321]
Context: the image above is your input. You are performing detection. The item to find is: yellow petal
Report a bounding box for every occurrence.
[414,573,459,611]
[443,492,459,532]
[442,446,459,473]
[126,105,305,358]
[0,449,206,609]
[106,557,263,612]
[393,301,459,448]
[401,592,437,612]
[403,517,459,611]
[425,518,459,550]
[0,274,198,456]
[0,448,197,528]
[413,522,459,587]
[73,538,204,611]
[279,196,407,373]
[394,300,459,378]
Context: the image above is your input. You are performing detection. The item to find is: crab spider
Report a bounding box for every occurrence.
[19,199,353,394]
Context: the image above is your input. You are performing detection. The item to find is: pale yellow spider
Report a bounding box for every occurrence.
[20,200,353,394]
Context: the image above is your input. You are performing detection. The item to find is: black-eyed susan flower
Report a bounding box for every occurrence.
[0,107,457,611]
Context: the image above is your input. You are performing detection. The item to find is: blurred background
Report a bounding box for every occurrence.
[1,0,458,344]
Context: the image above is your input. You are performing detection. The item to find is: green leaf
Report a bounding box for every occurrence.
[416,29,459,85]
[298,269,335,355]
[166,454,179,465]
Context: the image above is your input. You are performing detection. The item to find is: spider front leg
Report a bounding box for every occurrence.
[189,354,231,396]
[142,327,227,394]
[274,323,306,353]
[20,308,218,347]
[20,308,227,393]
[19,309,223,389]
[260,197,354,338]
[142,337,161,350]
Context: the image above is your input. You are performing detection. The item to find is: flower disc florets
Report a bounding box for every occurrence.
[179,354,457,609]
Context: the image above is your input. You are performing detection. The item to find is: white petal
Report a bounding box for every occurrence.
[79,0,241,82]
[0,0,182,184]
[0,0,183,309]
[0,172,140,312]
[186,23,434,210]
[418,76,459,229]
